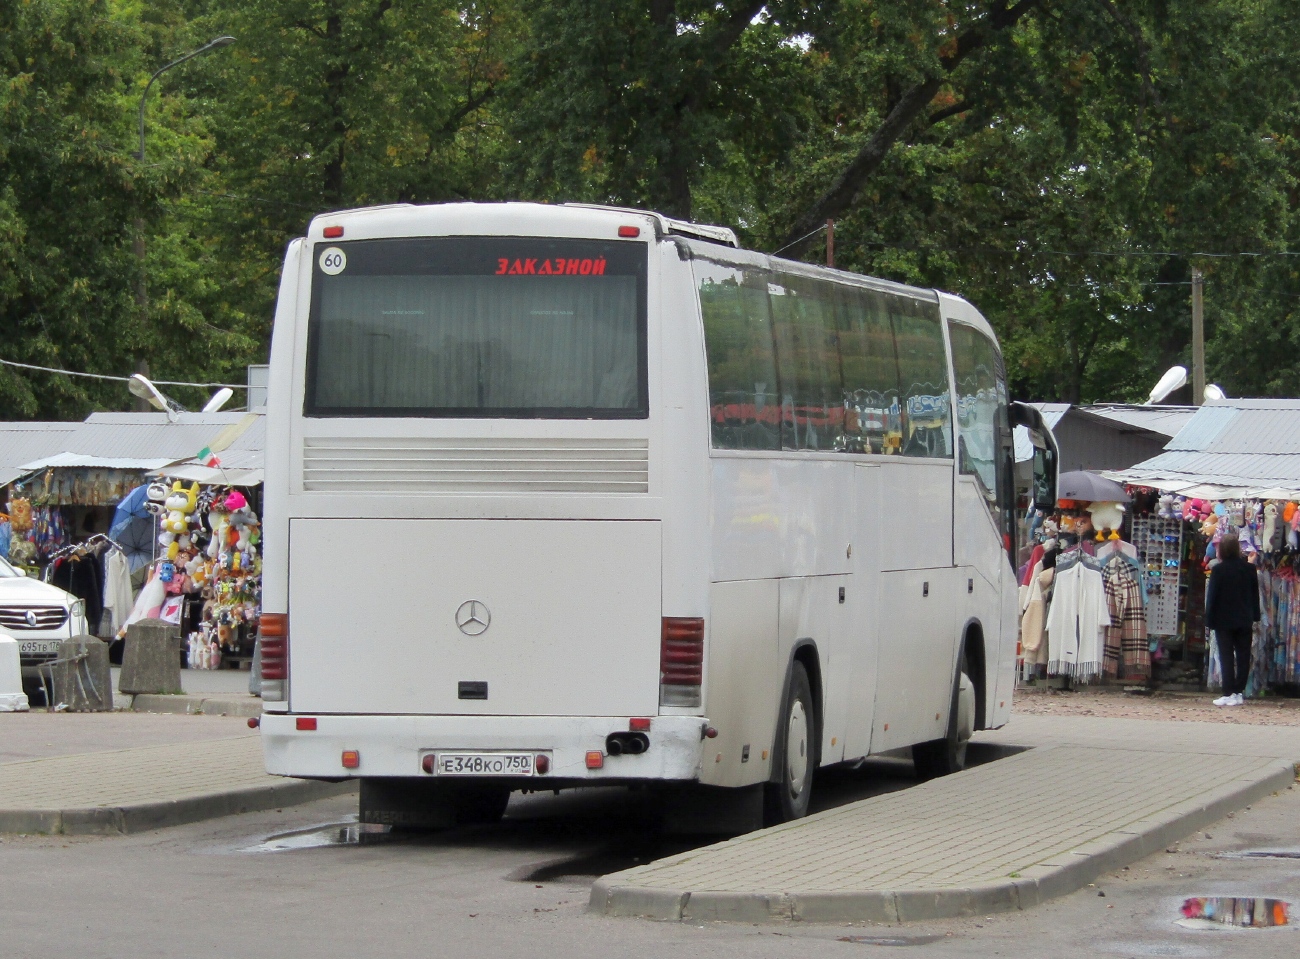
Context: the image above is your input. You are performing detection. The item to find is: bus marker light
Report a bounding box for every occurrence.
[761,750,768,761]
[618,225,640,238]
[585,751,604,769]
[323,225,344,238]
[341,750,360,769]
[535,754,550,774]
[296,717,317,731]
[704,726,718,739]
[247,717,260,729]
[629,717,651,731]
[422,754,435,774]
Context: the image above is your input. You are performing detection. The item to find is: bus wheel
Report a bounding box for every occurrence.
[765,661,816,824]
[913,654,976,781]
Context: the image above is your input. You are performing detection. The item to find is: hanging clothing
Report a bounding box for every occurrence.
[101,549,134,638]
[1020,564,1052,665]
[1045,559,1110,681]
[1020,544,1045,587]
[1102,559,1149,682]
[49,552,104,633]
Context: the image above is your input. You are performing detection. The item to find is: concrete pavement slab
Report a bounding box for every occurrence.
[0,720,353,835]
[591,715,1300,923]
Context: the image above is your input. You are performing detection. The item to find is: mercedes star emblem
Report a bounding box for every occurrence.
[455,600,491,636]
[24,610,37,628]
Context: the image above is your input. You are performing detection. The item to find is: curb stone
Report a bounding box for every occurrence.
[124,693,262,718]
[589,756,1295,923]
[0,778,356,836]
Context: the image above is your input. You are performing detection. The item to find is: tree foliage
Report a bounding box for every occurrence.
[0,0,1298,418]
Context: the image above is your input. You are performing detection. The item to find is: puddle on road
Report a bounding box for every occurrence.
[1178,897,1290,929]
[245,820,395,852]
[1213,848,1300,861]
[836,935,945,947]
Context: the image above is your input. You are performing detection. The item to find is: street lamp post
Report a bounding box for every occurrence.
[132,36,235,397]
[135,36,236,162]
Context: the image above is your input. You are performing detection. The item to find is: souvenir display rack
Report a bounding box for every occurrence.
[1131,516,1182,636]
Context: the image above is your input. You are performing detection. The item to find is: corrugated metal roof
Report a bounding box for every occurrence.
[1195,408,1300,454]
[0,412,261,490]
[0,423,83,486]
[1118,450,1300,484]
[152,414,265,478]
[1165,406,1241,451]
[1078,405,1197,438]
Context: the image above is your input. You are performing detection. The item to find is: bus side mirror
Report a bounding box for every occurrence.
[1032,442,1057,512]
[1009,402,1058,512]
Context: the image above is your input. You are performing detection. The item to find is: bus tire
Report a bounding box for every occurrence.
[764,661,817,824]
[913,653,976,781]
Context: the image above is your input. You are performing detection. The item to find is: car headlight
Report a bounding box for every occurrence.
[69,599,85,622]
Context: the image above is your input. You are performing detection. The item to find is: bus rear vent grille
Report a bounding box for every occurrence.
[302,437,649,494]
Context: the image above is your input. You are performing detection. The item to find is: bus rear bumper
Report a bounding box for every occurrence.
[260,713,706,781]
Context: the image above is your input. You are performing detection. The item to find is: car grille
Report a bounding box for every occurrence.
[0,606,69,630]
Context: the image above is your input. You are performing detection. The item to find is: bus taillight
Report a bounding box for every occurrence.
[660,617,704,708]
[259,613,288,701]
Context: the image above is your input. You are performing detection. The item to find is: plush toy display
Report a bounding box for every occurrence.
[7,495,31,533]
[157,481,200,561]
[1088,501,1125,539]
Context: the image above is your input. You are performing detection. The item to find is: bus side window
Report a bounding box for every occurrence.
[890,299,952,458]
[696,260,780,451]
[950,323,1015,544]
[835,286,903,455]
[768,273,843,452]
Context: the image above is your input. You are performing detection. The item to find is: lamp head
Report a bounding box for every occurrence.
[202,387,234,413]
[207,36,236,49]
[1145,365,1188,405]
[128,374,168,411]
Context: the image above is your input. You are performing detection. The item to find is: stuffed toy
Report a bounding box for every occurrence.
[1088,502,1125,540]
[158,481,200,561]
[144,482,169,517]
[7,495,32,533]
[1263,502,1279,552]
[224,490,260,564]
[1157,494,1176,519]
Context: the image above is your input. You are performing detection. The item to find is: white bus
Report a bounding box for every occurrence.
[258,202,1058,830]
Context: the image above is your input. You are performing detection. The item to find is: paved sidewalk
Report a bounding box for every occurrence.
[591,713,1300,923]
[0,713,352,835]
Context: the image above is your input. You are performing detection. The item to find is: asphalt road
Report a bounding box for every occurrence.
[3,750,1298,959]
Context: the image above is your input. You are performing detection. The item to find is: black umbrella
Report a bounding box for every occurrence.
[1057,470,1131,504]
[110,514,156,572]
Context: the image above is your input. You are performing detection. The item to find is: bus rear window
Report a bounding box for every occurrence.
[304,237,647,418]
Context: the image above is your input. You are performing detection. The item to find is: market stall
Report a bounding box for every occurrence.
[115,478,263,670]
[1103,399,1300,696]
[1019,471,1150,688]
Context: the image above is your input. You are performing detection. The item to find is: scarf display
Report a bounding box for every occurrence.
[1102,559,1149,681]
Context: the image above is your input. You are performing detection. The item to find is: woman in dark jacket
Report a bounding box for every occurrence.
[1205,535,1260,706]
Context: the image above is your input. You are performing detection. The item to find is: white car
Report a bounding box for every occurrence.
[0,556,90,682]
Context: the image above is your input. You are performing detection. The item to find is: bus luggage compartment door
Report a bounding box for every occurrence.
[287,518,662,716]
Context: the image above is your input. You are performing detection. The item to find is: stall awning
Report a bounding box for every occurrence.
[16,452,175,474]
[159,464,263,487]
